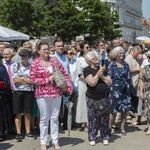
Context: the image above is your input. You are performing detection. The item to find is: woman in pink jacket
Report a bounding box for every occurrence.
[30,41,72,150]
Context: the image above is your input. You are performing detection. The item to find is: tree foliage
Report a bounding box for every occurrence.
[0,0,122,41]
[73,0,121,40]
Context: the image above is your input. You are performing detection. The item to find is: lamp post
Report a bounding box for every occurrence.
[133,11,136,44]
[109,2,115,41]
[54,0,57,37]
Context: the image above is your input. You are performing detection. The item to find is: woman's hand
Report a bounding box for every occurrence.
[97,65,106,78]
[62,87,67,93]
[140,92,144,100]
[99,65,106,72]
[49,75,55,81]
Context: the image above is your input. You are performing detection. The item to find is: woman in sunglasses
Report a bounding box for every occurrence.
[12,49,36,142]
[76,41,90,132]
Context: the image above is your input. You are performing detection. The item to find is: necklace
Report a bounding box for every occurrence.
[42,60,50,67]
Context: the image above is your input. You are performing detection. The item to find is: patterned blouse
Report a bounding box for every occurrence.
[30,57,72,98]
[13,62,34,91]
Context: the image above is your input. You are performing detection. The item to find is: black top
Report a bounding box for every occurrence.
[83,66,108,100]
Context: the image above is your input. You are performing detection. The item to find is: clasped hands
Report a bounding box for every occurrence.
[96,65,106,78]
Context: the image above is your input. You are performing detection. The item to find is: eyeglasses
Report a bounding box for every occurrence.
[24,46,31,49]
[100,44,105,47]
[42,48,50,51]
[57,45,63,47]
[91,56,98,60]
[20,55,26,57]
[67,52,74,55]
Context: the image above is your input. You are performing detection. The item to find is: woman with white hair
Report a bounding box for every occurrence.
[83,51,112,146]
[108,46,131,136]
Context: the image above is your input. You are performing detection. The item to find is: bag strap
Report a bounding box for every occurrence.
[52,57,60,71]
[13,62,20,73]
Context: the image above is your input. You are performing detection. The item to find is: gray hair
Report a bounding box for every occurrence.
[84,51,96,65]
[113,46,124,58]
[23,41,32,48]
[3,48,13,56]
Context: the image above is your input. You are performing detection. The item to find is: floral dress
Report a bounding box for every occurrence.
[108,61,131,113]
[142,64,150,119]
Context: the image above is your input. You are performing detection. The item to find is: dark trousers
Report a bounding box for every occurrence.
[86,97,110,141]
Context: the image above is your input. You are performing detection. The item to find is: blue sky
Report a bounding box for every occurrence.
[142,0,150,19]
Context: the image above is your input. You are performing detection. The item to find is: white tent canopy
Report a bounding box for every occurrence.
[136,36,150,41]
[0,26,30,41]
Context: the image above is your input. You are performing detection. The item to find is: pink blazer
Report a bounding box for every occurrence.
[30,57,72,98]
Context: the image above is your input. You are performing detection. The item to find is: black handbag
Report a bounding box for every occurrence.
[93,98,109,116]
[130,85,139,113]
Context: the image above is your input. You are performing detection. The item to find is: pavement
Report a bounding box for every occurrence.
[0,117,150,150]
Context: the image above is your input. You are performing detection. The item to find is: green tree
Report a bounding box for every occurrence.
[73,0,121,40]
[44,0,86,41]
[0,0,49,38]
[0,0,35,36]
[0,0,122,41]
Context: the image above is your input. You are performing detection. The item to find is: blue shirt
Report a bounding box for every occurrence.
[54,52,69,74]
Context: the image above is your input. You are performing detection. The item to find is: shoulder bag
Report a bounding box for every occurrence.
[93,98,109,116]
[53,58,67,89]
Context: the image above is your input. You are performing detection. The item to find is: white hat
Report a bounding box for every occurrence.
[145,50,150,57]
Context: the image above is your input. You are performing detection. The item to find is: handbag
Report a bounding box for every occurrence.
[130,85,139,113]
[53,58,67,89]
[93,98,109,116]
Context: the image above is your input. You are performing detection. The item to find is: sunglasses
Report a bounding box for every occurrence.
[100,44,105,47]
[67,52,74,55]
[57,45,63,47]
[20,55,26,57]
[85,46,90,49]
[25,46,31,49]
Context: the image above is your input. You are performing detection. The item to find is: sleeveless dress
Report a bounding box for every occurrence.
[142,64,150,119]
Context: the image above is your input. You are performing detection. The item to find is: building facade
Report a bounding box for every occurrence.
[142,17,150,38]
[101,0,143,43]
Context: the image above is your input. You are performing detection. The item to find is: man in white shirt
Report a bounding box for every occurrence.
[3,48,15,90]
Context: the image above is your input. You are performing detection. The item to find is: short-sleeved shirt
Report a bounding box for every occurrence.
[54,52,69,74]
[83,66,108,100]
[141,59,150,69]
[12,62,34,91]
[125,54,140,88]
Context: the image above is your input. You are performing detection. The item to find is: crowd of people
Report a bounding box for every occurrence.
[0,38,150,150]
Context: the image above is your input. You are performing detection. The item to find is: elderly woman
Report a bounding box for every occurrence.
[83,51,112,146]
[12,49,36,142]
[30,41,72,150]
[108,46,131,136]
[140,50,150,135]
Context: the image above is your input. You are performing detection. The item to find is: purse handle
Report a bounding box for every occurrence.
[52,57,60,71]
